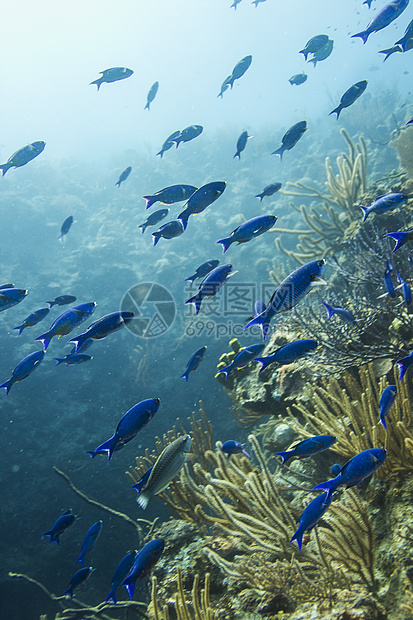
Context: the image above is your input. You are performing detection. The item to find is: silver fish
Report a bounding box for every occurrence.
[133,435,192,509]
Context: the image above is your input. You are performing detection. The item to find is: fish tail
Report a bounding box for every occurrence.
[185,294,202,315]
[143,196,155,209]
[276,451,293,465]
[46,301,56,307]
[42,529,58,544]
[384,232,410,253]
[75,552,85,567]
[216,237,232,254]
[0,164,12,176]
[115,181,120,187]
[135,491,151,510]
[359,205,369,222]
[63,586,74,598]
[105,589,117,604]
[271,146,283,160]
[396,357,413,382]
[233,152,240,159]
[152,233,161,246]
[321,301,335,319]
[122,576,135,600]
[68,335,85,352]
[90,79,102,90]
[180,371,189,382]
[35,333,51,351]
[299,50,308,61]
[0,379,12,396]
[308,58,317,67]
[329,105,342,119]
[144,102,150,111]
[184,276,195,283]
[54,358,65,365]
[139,224,147,234]
[12,325,24,335]
[86,450,98,459]
[379,414,387,430]
[254,357,272,373]
[254,194,264,201]
[311,479,337,500]
[351,31,369,44]
[290,525,305,551]
[177,211,189,229]
[217,367,230,380]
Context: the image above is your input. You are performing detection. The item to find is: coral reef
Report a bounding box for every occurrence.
[390,126,413,183]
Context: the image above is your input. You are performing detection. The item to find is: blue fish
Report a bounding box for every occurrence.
[271,121,307,160]
[255,182,282,201]
[329,81,367,119]
[43,509,76,545]
[106,550,137,604]
[291,492,333,551]
[90,67,133,90]
[76,521,102,567]
[383,259,396,298]
[35,302,97,351]
[221,440,250,458]
[351,0,409,44]
[360,192,408,222]
[186,264,233,315]
[384,230,413,253]
[54,353,92,366]
[87,398,160,461]
[217,215,277,254]
[276,435,337,465]
[178,181,226,229]
[0,287,28,312]
[218,343,265,379]
[396,271,412,307]
[407,118,413,126]
[13,307,49,335]
[299,35,329,60]
[122,539,164,600]
[181,346,207,382]
[226,55,252,89]
[69,311,134,352]
[172,125,203,148]
[289,72,307,86]
[139,209,169,234]
[59,216,74,241]
[143,184,197,209]
[144,81,159,111]
[185,260,220,283]
[396,20,413,50]
[132,435,192,509]
[115,166,132,187]
[152,220,185,246]
[379,385,397,429]
[0,350,45,396]
[63,567,93,598]
[312,448,387,500]
[46,295,77,308]
[322,302,355,323]
[0,141,45,176]
[234,131,249,159]
[254,339,318,373]
[245,259,326,339]
[156,131,182,157]
[396,352,413,381]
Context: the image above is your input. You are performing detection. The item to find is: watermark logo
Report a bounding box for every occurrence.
[120,283,176,339]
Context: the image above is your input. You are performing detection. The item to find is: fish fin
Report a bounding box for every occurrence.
[0,164,12,176]
[12,325,24,335]
[152,233,161,246]
[180,371,189,382]
[54,358,65,365]
[396,356,413,382]
[216,237,232,254]
[86,450,98,459]
[217,366,230,380]
[185,294,201,315]
[311,479,336,501]
[75,553,85,567]
[351,31,369,44]
[122,576,135,600]
[276,451,293,465]
[379,415,387,430]
[253,357,272,373]
[290,525,304,551]
[0,379,12,395]
[321,301,335,318]
[271,146,283,159]
[329,105,342,118]
[139,224,146,234]
[135,492,150,510]
[143,196,155,210]
[233,152,240,159]
[359,205,370,222]
[105,589,117,604]
[35,333,51,351]
[384,232,411,253]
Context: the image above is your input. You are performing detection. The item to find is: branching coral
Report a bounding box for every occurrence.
[149,567,218,620]
[270,129,368,267]
[273,363,413,477]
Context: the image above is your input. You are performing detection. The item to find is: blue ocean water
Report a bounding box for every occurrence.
[0,0,412,617]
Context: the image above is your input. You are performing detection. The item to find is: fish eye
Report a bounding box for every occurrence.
[317,259,325,267]
[228,264,233,269]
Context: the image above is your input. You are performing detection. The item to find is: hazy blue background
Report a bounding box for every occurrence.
[1,0,411,164]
